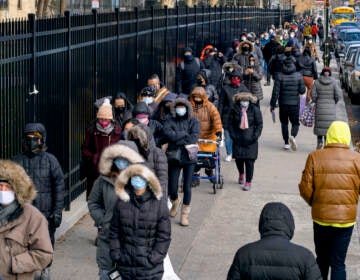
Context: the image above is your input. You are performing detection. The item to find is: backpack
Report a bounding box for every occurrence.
[181,57,200,70]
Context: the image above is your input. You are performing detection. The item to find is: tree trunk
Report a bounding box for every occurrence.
[37,0,45,17]
[161,0,175,8]
[209,0,219,6]
[42,0,50,17]
[60,0,66,15]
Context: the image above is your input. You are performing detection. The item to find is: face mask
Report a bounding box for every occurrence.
[240,101,249,107]
[0,191,15,205]
[25,137,40,152]
[242,46,250,52]
[197,77,204,86]
[241,36,246,41]
[164,105,171,114]
[98,119,111,128]
[176,107,187,116]
[308,40,313,44]
[184,54,193,61]
[122,130,128,139]
[114,107,125,115]
[323,72,330,77]
[290,33,295,38]
[250,61,255,66]
[285,51,291,57]
[142,97,154,105]
[114,158,130,171]
[231,77,241,87]
[280,36,283,41]
[131,176,147,190]
[264,36,269,39]
[137,117,149,125]
[194,99,203,104]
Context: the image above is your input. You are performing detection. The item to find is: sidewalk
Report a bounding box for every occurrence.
[52,66,360,280]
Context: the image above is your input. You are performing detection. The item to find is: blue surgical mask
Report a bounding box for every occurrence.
[122,131,128,140]
[142,97,154,105]
[131,176,147,190]
[240,101,249,107]
[114,158,130,171]
[175,107,187,116]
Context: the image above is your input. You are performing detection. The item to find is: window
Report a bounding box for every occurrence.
[18,0,22,9]
[0,0,8,10]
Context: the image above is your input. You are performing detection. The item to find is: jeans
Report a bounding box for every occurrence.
[317,135,326,145]
[313,222,354,280]
[235,159,255,182]
[224,130,232,155]
[168,163,195,205]
[99,269,110,280]
[279,104,300,144]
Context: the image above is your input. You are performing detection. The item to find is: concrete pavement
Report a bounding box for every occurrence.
[52,67,360,279]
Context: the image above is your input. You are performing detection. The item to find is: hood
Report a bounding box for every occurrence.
[199,69,211,84]
[24,122,47,144]
[238,40,254,53]
[0,160,36,206]
[298,55,314,68]
[318,75,333,86]
[94,96,113,109]
[161,92,177,103]
[132,102,150,117]
[222,62,242,75]
[233,92,258,103]
[282,57,297,74]
[98,143,145,176]
[113,92,133,110]
[170,98,193,118]
[326,121,351,146]
[259,202,294,240]
[114,164,162,202]
[126,124,157,154]
[189,86,209,106]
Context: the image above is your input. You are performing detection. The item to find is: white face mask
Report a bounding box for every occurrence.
[0,191,15,205]
[290,33,295,38]
[175,107,187,116]
[142,97,154,105]
[240,101,249,107]
[250,61,255,66]
[308,40,313,44]
[241,36,246,41]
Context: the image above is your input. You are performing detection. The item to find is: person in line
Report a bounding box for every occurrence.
[268,45,285,82]
[81,99,122,198]
[298,46,318,102]
[0,160,53,280]
[242,54,263,106]
[162,98,200,226]
[109,164,171,280]
[270,53,306,151]
[227,202,321,280]
[311,67,341,149]
[228,93,263,191]
[151,93,178,125]
[196,69,219,108]
[262,34,280,86]
[299,121,360,280]
[303,35,319,62]
[202,47,226,88]
[112,92,133,127]
[137,86,158,114]
[147,74,171,104]
[232,40,259,72]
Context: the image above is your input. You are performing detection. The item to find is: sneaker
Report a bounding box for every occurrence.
[225,154,232,162]
[238,173,245,184]
[283,144,290,150]
[289,136,297,151]
[242,182,251,191]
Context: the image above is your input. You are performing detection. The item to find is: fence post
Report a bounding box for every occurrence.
[135,7,139,92]
[176,5,179,63]
[163,6,168,85]
[65,10,71,211]
[151,6,155,74]
[219,6,222,44]
[194,5,197,53]
[208,5,211,44]
[201,5,205,44]
[185,5,189,47]
[28,13,38,123]
[92,9,98,102]
[115,8,120,91]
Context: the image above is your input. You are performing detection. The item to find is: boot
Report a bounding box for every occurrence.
[180,205,191,226]
[169,198,180,217]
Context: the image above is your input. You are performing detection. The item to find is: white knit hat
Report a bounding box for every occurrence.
[96,98,113,120]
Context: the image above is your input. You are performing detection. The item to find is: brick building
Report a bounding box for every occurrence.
[0,0,35,20]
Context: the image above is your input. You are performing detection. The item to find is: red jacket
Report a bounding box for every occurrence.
[311,25,318,35]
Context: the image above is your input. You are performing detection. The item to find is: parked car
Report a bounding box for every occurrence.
[339,44,360,90]
[335,29,360,58]
[342,48,360,103]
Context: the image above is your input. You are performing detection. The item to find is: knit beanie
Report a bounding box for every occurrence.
[97,98,113,120]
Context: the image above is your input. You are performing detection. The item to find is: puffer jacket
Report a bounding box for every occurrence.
[268,53,285,80]
[162,98,200,164]
[88,142,144,271]
[312,76,341,136]
[270,58,306,108]
[299,121,360,224]
[242,63,263,101]
[262,39,280,63]
[189,87,222,152]
[298,54,318,78]
[0,160,53,280]
[176,57,205,95]
[228,93,263,160]
[109,165,171,280]
[232,41,259,71]
[13,151,65,221]
[227,202,321,280]
[203,54,226,86]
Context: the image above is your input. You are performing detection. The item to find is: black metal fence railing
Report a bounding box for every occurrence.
[0,6,291,210]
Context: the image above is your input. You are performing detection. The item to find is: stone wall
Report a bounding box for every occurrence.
[0,0,36,20]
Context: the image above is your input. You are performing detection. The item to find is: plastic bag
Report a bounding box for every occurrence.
[300,103,315,127]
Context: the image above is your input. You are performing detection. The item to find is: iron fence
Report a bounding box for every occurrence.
[0,6,291,210]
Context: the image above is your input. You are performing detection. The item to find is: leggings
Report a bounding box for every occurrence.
[235,159,255,183]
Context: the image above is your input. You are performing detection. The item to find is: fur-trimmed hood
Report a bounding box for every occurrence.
[238,40,254,53]
[114,164,162,202]
[127,125,152,151]
[233,92,258,103]
[98,143,145,176]
[170,98,193,118]
[0,160,36,205]
[189,86,209,106]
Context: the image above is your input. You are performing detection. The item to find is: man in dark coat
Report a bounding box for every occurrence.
[262,34,280,86]
[270,55,306,151]
[227,202,322,280]
[176,47,205,95]
[203,47,226,87]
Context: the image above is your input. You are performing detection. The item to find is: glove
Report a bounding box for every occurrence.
[216,132,222,142]
[53,213,62,228]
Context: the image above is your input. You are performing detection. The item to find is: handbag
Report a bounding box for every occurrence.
[166,148,181,164]
[300,103,315,127]
[185,144,199,161]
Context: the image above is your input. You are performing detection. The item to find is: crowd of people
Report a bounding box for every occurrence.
[0,14,360,280]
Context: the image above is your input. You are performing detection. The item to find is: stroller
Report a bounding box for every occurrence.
[192,139,224,194]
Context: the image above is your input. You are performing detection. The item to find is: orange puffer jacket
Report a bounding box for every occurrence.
[299,143,360,224]
[190,87,222,152]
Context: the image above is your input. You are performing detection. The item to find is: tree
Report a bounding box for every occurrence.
[36,0,66,18]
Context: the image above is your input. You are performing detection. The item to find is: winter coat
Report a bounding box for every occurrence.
[88,142,144,271]
[109,165,171,280]
[113,92,133,127]
[312,76,341,136]
[189,88,222,152]
[298,54,318,78]
[0,160,53,280]
[151,93,178,125]
[304,43,318,60]
[318,23,324,39]
[253,44,263,61]
[219,83,249,129]
[198,69,219,107]
[262,39,280,63]
[232,41,259,71]
[227,202,321,280]
[268,53,285,80]
[176,57,205,95]
[154,83,171,104]
[203,55,226,86]
[13,151,65,222]
[299,121,360,224]
[242,63,264,101]
[228,93,263,160]
[162,98,200,164]
[270,58,306,108]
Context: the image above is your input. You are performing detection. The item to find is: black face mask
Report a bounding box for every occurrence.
[114,107,125,115]
[197,78,204,86]
[285,51,291,57]
[164,106,171,114]
[194,100,203,105]
[24,137,41,153]
[242,47,250,52]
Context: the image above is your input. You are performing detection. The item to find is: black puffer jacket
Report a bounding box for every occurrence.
[162,98,200,164]
[262,39,280,63]
[203,54,226,86]
[227,202,322,280]
[268,53,285,80]
[13,151,64,221]
[270,58,306,108]
[109,165,171,280]
[176,57,205,95]
[298,54,318,79]
[219,83,249,129]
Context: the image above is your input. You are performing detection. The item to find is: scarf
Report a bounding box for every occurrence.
[96,122,114,135]
[240,107,249,129]
[0,199,20,227]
